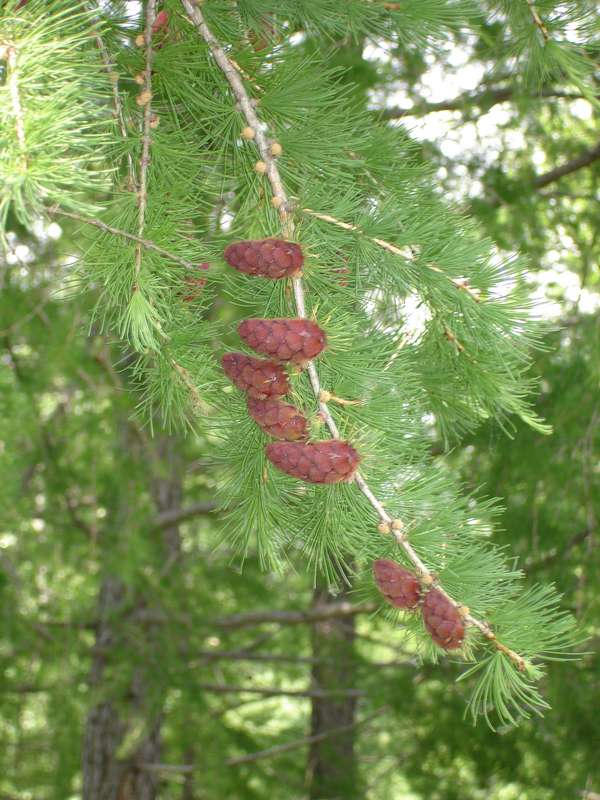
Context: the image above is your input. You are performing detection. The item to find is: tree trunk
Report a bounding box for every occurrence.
[83,435,183,800]
[307,576,359,800]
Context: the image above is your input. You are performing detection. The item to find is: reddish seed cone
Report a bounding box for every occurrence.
[266,440,360,484]
[373,559,421,609]
[247,397,308,441]
[422,588,465,650]
[238,318,326,364]
[221,353,289,400]
[224,239,303,279]
[152,10,169,34]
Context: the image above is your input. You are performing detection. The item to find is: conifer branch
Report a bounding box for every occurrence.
[525,0,550,43]
[191,683,365,699]
[134,0,158,288]
[170,358,211,414]
[49,208,201,271]
[532,140,600,189]
[87,2,135,179]
[182,3,528,673]
[226,706,388,766]
[153,500,217,530]
[301,207,481,301]
[381,87,587,119]
[3,45,27,157]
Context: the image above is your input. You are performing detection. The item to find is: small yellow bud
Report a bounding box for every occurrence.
[420,573,434,586]
[377,521,391,535]
[458,605,470,618]
[135,34,145,47]
[271,196,283,209]
[136,89,152,107]
[319,390,332,403]
[241,126,256,140]
[391,519,404,532]
[149,114,160,129]
[134,72,145,85]
[270,141,283,157]
[255,160,267,174]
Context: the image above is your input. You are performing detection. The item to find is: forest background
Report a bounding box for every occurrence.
[0,1,599,799]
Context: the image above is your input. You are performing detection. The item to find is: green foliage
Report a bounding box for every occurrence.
[1,0,599,797]
[0,2,113,233]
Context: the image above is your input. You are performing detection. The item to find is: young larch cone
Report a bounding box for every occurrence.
[238,318,326,364]
[182,263,209,302]
[221,353,289,400]
[373,559,422,609]
[223,239,303,279]
[265,440,360,484]
[247,397,308,441]
[152,10,169,34]
[422,588,465,650]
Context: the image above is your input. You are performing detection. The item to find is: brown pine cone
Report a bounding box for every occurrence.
[221,353,289,400]
[238,318,326,364]
[224,239,303,279]
[373,559,421,609]
[422,588,465,650]
[247,397,308,441]
[266,440,360,484]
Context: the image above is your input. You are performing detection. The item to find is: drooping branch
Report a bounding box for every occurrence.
[50,209,201,271]
[153,500,217,530]
[87,1,135,179]
[36,601,378,632]
[212,602,378,630]
[485,139,600,208]
[381,86,584,120]
[227,706,388,766]
[526,0,550,42]
[532,140,600,189]
[3,44,27,157]
[134,0,157,288]
[301,207,481,301]
[192,683,365,699]
[181,2,527,672]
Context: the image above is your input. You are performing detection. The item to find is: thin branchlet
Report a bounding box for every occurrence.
[5,45,27,157]
[50,208,201,271]
[135,0,157,287]
[526,0,550,42]
[180,1,527,673]
[86,1,135,180]
[301,207,481,302]
[84,6,206,410]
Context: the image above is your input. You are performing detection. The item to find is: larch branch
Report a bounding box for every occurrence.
[526,0,550,42]
[227,707,388,766]
[87,2,135,179]
[380,86,584,120]
[181,3,526,672]
[153,500,217,530]
[4,45,27,156]
[193,683,365,699]
[50,209,201,271]
[301,207,481,301]
[134,0,157,286]
[533,140,600,189]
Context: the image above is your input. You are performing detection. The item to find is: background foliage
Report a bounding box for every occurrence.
[1,1,599,798]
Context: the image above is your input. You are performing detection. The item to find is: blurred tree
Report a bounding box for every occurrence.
[1,1,599,799]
